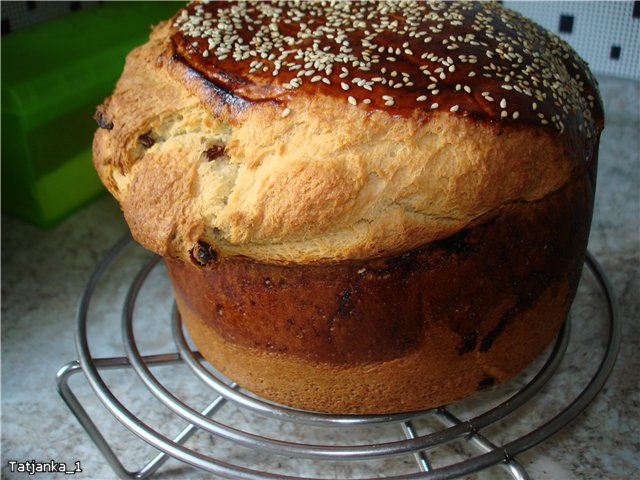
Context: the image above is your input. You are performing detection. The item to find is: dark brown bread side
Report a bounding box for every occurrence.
[166,163,594,413]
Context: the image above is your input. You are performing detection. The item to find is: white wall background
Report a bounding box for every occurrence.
[504,1,639,79]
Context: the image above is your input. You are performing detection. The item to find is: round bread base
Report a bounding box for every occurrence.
[166,172,591,414]
[177,289,567,414]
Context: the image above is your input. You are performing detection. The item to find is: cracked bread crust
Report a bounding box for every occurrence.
[92,18,592,264]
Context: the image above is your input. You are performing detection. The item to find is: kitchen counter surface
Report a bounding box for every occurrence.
[1,75,638,480]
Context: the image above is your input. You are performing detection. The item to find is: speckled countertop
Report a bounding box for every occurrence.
[1,75,638,480]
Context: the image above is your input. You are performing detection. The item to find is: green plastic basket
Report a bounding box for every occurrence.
[1,1,183,228]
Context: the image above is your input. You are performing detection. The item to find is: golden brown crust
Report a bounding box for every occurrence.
[167,167,594,413]
[92,2,603,263]
[177,286,565,413]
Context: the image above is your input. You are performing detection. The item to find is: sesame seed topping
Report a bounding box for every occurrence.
[348,96,357,105]
[450,105,460,112]
[430,102,439,109]
[173,0,602,134]
[282,108,291,118]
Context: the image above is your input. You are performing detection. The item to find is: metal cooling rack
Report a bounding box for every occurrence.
[56,234,620,480]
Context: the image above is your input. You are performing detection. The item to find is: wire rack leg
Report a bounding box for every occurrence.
[56,360,229,479]
[434,407,530,480]
[401,420,432,472]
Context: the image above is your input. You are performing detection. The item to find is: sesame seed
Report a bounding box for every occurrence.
[174,1,600,135]
[348,96,357,105]
[282,108,291,118]
[450,105,460,112]
[430,102,439,109]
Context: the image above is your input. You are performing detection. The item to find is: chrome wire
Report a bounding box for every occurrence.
[58,235,620,480]
[168,296,569,459]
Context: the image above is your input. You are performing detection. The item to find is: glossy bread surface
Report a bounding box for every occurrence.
[173,1,601,144]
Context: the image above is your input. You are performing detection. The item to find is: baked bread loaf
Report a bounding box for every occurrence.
[93,1,603,413]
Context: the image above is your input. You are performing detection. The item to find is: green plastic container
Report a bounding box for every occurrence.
[1,1,182,228]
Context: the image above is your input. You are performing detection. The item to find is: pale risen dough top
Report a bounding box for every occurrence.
[93,1,603,264]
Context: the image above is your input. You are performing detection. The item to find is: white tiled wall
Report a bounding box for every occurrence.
[0,1,100,35]
[504,1,639,79]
